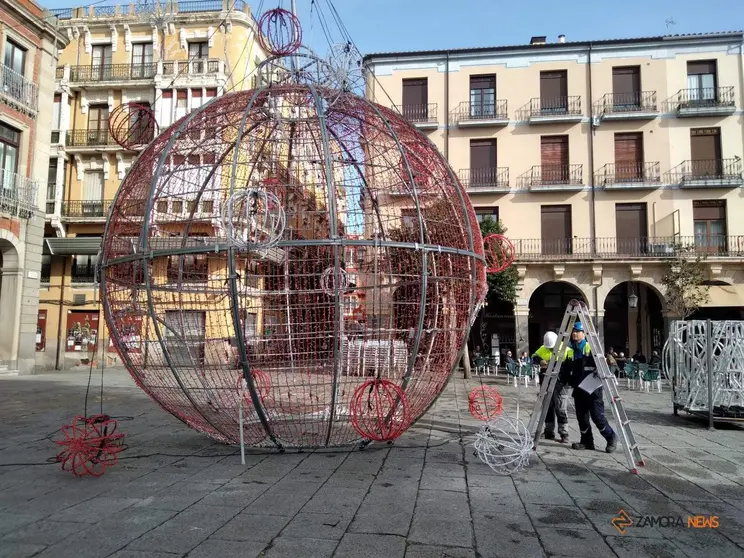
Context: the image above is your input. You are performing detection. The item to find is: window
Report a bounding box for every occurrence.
[189,42,208,73]
[167,254,208,283]
[615,203,647,254]
[687,60,717,104]
[131,43,154,78]
[87,105,109,144]
[52,93,62,130]
[71,254,98,282]
[0,122,20,195]
[164,310,205,365]
[693,200,726,253]
[470,74,496,117]
[540,135,569,183]
[541,205,572,255]
[612,66,641,107]
[40,255,52,283]
[474,207,499,223]
[47,158,57,211]
[401,78,428,121]
[175,89,187,120]
[91,44,113,80]
[36,310,47,352]
[690,128,722,177]
[65,310,99,353]
[191,88,203,111]
[470,139,497,186]
[160,90,173,127]
[4,39,26,74]
[128,102,155,145]
[614,132,644,181]
[82,171,104,216]
[540,70,568,113]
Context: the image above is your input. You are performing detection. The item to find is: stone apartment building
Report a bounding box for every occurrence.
[0,0,67,374]
[363,31,744,358]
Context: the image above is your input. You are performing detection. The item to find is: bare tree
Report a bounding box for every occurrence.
[661,243,710,318]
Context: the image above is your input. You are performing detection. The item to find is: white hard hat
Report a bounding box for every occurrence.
[543,331,558,349]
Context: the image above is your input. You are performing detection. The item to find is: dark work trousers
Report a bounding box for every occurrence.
[539,371,569,437]
[573,387,615,448]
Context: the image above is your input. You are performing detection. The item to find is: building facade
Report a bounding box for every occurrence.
[38,0,266,370]
[364,32,744,359]
[0,0,68,374]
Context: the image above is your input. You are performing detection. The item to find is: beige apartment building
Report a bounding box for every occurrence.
[38,0,266,370]
[364,31,744,358]
[0,0,68,374]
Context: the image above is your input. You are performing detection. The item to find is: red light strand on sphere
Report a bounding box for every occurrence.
[237,369,272,404]
[483,233,515,273]
[350,379,409,442]
[468,386,503,421]
[55,415,126,477]
[258,8,302,56]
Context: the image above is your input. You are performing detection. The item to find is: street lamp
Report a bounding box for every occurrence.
[628,283,639,309]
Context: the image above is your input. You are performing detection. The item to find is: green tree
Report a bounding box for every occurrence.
[480,216,519,304]
[661,243,710,318]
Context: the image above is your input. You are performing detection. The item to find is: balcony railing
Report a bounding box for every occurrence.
[66,129,118,147]
[595,162,661,186]
[520,164,583,188]
[394,103,438,124]
[71,266,96,283]
[62,200,113,219]
[162,59,222,76]
[0,65,39,114]
[671,86,735,111]
[667,158,743,185]
[67,63,157,82]
[0,170,38,219]
[529,96,582,117]
[45,200,56,214]
[453,100,508,122]
[458,167,509,190]
[513,236,744,260]
[50,1,244,19]
[598,91,657,115]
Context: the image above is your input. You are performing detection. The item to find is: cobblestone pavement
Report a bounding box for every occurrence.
[1,369,744,558]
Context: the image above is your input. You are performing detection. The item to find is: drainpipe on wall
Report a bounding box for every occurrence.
[587,43,599,327]
[55,256,67,371]
[739,37,744,161]
[444,51,450,161]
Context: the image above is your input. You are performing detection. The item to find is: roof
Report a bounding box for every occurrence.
[362,31,744,63]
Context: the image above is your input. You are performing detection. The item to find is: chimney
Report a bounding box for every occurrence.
[558,34,566,43]
[530,36,547,45]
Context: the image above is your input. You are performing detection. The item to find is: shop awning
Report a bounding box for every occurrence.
[44,237,102,255]
[701,284,744,308]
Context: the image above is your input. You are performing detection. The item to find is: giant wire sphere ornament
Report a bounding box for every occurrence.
[473,416,533,475]
[108,103,159,151]
[237,369,271,404]
[350,379,410,442]
[468,386,503,421]
[483,233,515,273]
[258,8,302,56]
[55,415,126,477]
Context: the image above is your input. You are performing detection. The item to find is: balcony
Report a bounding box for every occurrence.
[595,162,661,189]
[50,1,246,20]
[458,167,510,193]
[0,170,38,219]
[527,96,582,124]
[518,164,583,191]
[162,58,223,77]
[66,129,119,150]
[61,200,113,221]
[0,65,39,116]
[597,91,658,121]
[513,236,744,261]
[63,63,157,86]
[394,103,438,130]
[670,86,736,117]
[667,158,743,188]
[453,100,508,127]
[70,265,96,284]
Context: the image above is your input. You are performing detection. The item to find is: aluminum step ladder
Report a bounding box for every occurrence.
[527,299,645,474]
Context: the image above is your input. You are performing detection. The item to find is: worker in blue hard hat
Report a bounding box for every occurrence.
[559,320,617,453]
[532,331,570,443]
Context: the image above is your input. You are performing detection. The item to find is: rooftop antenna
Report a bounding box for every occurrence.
[665,16,676,29]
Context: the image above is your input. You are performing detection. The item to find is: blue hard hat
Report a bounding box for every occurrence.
[573,321,584,332]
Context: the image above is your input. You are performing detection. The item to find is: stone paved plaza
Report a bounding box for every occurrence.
[1,369,744,558]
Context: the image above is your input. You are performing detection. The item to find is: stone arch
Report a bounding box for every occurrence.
[602,279,665,357]
[526,280,588,351]
[523,279,591,311]
[0,231,22,367]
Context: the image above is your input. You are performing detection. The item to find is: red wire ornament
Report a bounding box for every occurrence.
[55,415,126,477]
[483,233,515,273]
[257,8,302,56]
[468,386,503,421]
[350,379,410,442]
[237,369,271,404]
[108,102,159,151]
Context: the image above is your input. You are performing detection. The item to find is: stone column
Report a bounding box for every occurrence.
[515,305,530,356]
[594,309,605,349]
[0,268,21,366]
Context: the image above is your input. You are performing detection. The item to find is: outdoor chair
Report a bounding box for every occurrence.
[641,366,662,393]
[519,363,538,387]
[506,361,521,387]
[625,362,639,389]
[474,355,489,376]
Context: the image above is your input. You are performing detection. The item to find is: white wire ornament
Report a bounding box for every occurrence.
[321,266,348,296]
[473,415,533,475]
[220,188,286,250]
[324,42,365,94]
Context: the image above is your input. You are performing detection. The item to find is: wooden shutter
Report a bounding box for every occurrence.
[614,133,643,179]
[612,66,641,97]
[687,60,717,75]
[470,139,496,169]
[540,71,567,104]
[690,128,722,175]
[693,200,726,221]
[470,74,496,90]
[402,78,427,106]
[541,205,571,254]
[615,203,647,255]
[540,136,568,166]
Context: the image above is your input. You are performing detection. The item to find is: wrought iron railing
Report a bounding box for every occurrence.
[513,236,744,260]
[519,164,583,188]
[66,129,117,147]
[45,200,56,214]
[599,91,657,114]
[161,59,222,76]
[0,65,39,113]
[595,162,661,186]
[62,200,113,219]
[69,63,157,82]
[458,167,509,189]
[50,7,73,19]
[0,170,38,218]
[394,103,438,124]
[673,86,735,110]
[666,158,742,184]
[453,100,508,121]
[50,1,245,19]
[70,265,96,283]
[529,96,582,117]
[178,0,224,12]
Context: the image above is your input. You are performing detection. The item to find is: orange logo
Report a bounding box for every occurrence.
[612,509,633,534]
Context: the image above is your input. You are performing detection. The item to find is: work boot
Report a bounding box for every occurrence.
[606,433,618,454]
[559,433,570,444]
[543,431,555,440]
[571,442,595,451]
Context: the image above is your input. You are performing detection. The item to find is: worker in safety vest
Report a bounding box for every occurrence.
[559,321,617,453]
[532,331,570,443]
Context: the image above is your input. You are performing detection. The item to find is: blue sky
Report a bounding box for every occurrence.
[41,0,744,56]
